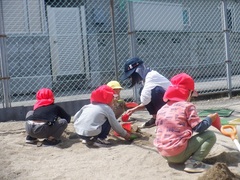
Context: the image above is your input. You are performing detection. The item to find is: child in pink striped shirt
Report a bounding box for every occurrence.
[154,73,218,173]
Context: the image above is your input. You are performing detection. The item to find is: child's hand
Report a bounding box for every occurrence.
[126,108,135,116]
[124,133,131,140]
[207,113,218,123]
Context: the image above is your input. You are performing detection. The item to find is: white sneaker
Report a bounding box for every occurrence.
[184,159,211,173]
[81,139,87,144]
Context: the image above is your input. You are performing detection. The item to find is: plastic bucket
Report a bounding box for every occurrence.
[125,102,138,108]
[113,122,132,136]
[122,122,132,132]
[121,113,130,122]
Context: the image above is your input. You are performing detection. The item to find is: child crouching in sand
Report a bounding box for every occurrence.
[25,88,71,146]
[107,80,126,119]
[154,73,217,173]
[74,85,131,147]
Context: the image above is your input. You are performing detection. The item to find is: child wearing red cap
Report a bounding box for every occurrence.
[154,73,217,173]
[25,88,71,146]
[74,85,131,147]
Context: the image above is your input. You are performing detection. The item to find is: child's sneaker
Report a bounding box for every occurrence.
[97,138,111,145]
[25,135,38,144]
[184,158,211,173]
[81,139,87,144]
[42,139,61,146]
[88,138,111,148]
[141,118,156,128]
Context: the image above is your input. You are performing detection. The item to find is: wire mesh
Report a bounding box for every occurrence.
[1,0,240,107]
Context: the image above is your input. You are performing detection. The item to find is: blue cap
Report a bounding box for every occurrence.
[121,57,143,80]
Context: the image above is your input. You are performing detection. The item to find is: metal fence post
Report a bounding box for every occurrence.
[110,0,118,80]
[222,0,232,98]
[0,1,11,108]
[127,1,139,102]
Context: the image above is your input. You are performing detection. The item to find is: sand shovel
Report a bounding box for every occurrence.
[211,114,221,131]
[221,125,240,152]
[113,122,138,140]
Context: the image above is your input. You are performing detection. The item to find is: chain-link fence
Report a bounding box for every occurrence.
[1,0,240,108]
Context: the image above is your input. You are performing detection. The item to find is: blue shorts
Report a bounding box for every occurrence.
[144,86,166,115]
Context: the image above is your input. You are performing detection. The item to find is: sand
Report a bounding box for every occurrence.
[0,109,240,180]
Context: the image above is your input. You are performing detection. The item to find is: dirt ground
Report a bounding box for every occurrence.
[1,97,240,180]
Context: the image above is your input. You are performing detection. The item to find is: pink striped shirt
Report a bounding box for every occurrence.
[154,101,202,157]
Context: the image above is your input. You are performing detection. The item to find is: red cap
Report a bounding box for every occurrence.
[34,88,54,110]
[90,85,114,104]
[163,73,198,102]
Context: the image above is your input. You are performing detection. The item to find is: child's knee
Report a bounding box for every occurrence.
[207,130,217,144]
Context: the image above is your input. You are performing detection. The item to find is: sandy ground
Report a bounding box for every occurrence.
[1,98,240,180]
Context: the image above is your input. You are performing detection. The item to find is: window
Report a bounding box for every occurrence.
[183,9,190,26]
[133,2,183,31]
[2,0,46,34]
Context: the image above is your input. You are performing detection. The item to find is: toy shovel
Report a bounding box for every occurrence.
[221,125,240,152]
[211,114,221,131]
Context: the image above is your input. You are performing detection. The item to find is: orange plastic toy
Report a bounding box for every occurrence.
[221,125,240,152]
